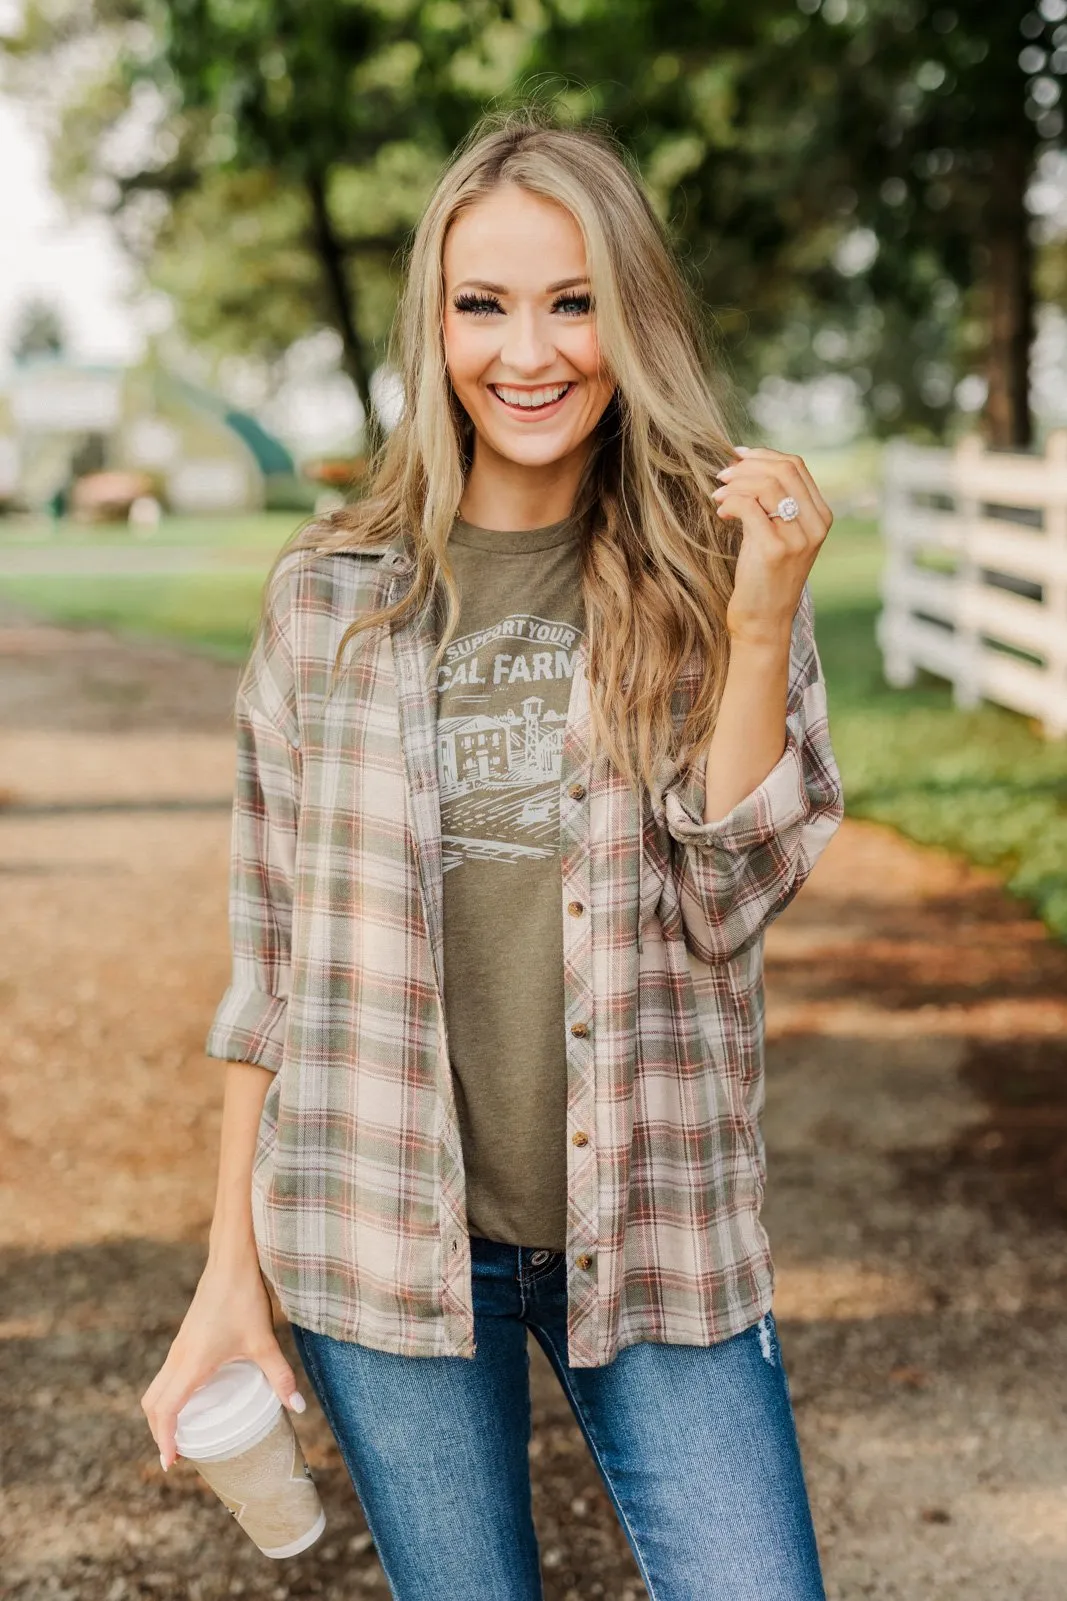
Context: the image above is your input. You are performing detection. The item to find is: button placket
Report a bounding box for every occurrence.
[560,750,598,1356]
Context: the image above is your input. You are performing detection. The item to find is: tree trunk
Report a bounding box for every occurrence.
[305,167,383,457]
[984,134,1035,451]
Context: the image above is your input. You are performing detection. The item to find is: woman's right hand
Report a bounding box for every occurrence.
[140,1255,306,1471]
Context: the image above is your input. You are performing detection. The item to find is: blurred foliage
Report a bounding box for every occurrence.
[9,296,68,363]
[3,0,536,442]
[526,0,1067,447]
[3,2,1066,447]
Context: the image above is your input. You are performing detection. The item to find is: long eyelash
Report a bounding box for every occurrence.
[452,290,594,317]
[453,292,501,316]
[552,292,594,315]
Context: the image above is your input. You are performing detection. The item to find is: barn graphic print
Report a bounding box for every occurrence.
[435,611,584,869]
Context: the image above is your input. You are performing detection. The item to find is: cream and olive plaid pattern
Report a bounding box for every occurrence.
[205,524,844,1367]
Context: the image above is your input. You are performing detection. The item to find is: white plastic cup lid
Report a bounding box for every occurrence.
[174,1360,282,1460]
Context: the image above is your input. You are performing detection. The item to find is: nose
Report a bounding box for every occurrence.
[498,304,556,375]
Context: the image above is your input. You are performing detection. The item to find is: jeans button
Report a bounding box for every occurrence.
[530,1249,551,1266]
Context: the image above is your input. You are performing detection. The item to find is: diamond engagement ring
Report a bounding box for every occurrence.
[771,496,801,521]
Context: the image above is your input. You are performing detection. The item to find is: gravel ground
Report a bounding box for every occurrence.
[2,597,1066,1600]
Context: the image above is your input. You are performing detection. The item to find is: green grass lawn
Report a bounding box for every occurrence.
[0,512,312,658]
[0,569,272,661]
[3,505,1065,941]
[808,517,1067,943]
[0,510,310,551]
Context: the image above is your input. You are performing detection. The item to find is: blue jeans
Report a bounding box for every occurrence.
[291,1236,826,1600]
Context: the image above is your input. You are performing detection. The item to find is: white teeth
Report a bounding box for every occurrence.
[492,383,571,409]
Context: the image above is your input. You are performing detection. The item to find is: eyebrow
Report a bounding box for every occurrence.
[451,276,591,295]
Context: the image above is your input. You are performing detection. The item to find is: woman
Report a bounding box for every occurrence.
[142,109,843,1600]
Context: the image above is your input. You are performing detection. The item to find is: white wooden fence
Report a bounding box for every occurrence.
[877,429,1067,739]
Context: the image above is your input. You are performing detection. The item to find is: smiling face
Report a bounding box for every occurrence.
[442,183,616,482]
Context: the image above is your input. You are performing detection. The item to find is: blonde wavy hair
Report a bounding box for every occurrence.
[265,105,746,799]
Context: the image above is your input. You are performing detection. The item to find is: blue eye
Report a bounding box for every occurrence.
[553,293,593,316]
[453,293,501,317]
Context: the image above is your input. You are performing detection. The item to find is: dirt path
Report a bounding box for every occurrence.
[2,600,1066,1601]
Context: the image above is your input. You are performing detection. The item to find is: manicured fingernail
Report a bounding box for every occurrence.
[289,1392,307,1413]
[732,444,751,454]
[714,467,734,479]
[160,1451,168,1472]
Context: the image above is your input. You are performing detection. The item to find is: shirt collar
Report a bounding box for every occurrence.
[313,524,416,576]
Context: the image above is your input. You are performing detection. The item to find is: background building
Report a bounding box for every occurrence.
[0,356,306,514]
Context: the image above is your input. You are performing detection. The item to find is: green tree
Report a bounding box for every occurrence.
[3,0,534,449]
[8,2,1063,447]
[527,0,1067,447]
[794,0,1065,449]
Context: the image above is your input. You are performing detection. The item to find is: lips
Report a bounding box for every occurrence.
[489,381,576,416]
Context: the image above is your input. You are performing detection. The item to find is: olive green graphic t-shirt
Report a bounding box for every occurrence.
[435,510,586,1251]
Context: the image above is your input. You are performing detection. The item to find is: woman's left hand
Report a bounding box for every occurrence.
[712,445,833,647]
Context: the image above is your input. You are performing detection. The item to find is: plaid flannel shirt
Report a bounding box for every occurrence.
[204,523,843,1367]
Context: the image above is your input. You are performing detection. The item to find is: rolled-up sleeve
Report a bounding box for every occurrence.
[204,557,303,1070]
[661,582,843,964]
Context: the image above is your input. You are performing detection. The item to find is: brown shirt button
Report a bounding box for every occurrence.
[572,1130,589,1146]
[567,900,585,917]
[570,1021,589,1038]
[568,783,587,800]
[576,1252,594,1271]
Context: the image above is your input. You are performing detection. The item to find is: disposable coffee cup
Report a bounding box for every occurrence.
[174,1359,326,1559]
